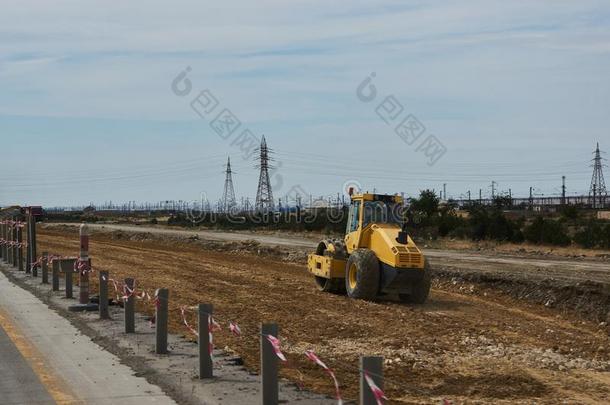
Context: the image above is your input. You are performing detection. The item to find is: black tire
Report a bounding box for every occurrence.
[315,276,344,293]
[345,249,379,300]
[399,259,431,304]
[316,239,347,259]
[315,240,329,256]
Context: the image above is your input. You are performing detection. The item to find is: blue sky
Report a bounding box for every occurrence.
[1,0,609,207]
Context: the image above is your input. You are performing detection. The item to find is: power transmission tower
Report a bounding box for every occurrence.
[589,143,607,207]
[221,156,237,213]
[255,135,275,212]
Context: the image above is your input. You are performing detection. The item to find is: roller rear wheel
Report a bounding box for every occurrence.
[345,249,379,300]
[399,259,431,304]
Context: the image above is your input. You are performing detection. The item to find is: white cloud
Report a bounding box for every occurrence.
[0,0,608,204]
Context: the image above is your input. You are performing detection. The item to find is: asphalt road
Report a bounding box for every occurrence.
[0,323,55,405]
[0,269,177,405]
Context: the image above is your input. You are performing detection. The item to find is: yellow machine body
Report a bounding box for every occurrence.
[307,193,429,300]
[349,223,424,268]
[308,254,346,279]
[344,193,424,269]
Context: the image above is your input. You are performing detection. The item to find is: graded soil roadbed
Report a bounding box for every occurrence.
[51,223,610,322]
[51,222,610,283]
[37,226,610,404]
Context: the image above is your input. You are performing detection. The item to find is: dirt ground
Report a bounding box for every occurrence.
[424,238,610,260]
[51,222,610,323]
[37,227,610,404]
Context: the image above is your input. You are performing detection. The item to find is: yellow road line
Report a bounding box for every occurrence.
[0,307,81,405]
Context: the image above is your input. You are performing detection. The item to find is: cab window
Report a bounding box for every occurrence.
[346,201,361,233]
[362,201,401,228]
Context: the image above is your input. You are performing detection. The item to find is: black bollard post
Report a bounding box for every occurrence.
[99,271,110,319]
[261,323,279,405]
[124,278,135,333]
[155,289,169,354]
[198,303,213,379]
[360,356,384,405]
[41,252,48,284]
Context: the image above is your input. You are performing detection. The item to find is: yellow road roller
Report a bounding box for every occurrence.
[307,192,430,303]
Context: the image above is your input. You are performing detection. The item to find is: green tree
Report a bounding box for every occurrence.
[524,217,571,246]
[466,203,490,240]
[436,201,465,237]
[408,190,440,228]
[492,195,512,209]
[560,205,579,220]
[574,220,606,248]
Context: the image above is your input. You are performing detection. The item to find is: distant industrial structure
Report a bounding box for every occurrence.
[451,143,608,210]
[254,136,275,212]
[43,142,608,213]
[220,157,236,213]
[590,142,607,208]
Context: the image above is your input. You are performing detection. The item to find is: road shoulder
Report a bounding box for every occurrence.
[0,263,336,405]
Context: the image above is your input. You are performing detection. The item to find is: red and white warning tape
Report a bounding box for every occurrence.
[122,280,137,301]
[180,306,199,337]
[74,258,92,276]
[0,220,25,228]
[29,253,451,404]
[363,371,387,405]
[305,350,343,405]
[108,278,121,302]
[0,240,25,248]
[149,291,160,327]
[30,256,47,271]
[229,322,242,337]
[46,254,67,263]
[265,334,287,362]
[208,315,218,358]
